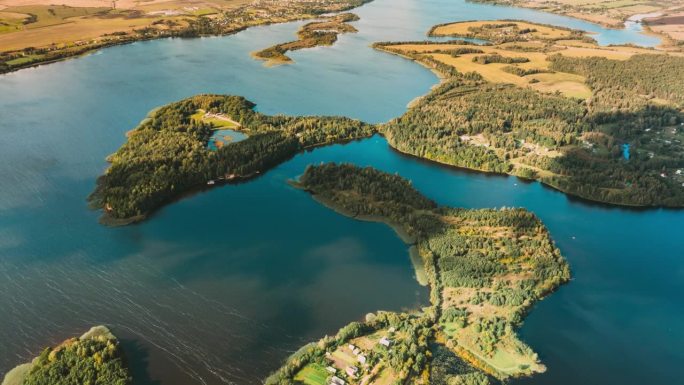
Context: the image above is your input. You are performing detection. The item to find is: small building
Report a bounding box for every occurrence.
[379,337,392,347]
[352,347,360,355]
[326,366,337,374]
[345,366,358,378]
[348,344,357,351]
[357,354,366,364]
[388,327,396,333]
[330,376,346,385]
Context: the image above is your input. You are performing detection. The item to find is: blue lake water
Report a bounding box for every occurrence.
[0,0,680,385]
[208,129,248,151]
[623,143,631,160]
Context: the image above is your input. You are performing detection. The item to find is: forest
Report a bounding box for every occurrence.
[277,163,569,384]
[378,33,684,206]
[89,95,374,223]
[19,328,130,385]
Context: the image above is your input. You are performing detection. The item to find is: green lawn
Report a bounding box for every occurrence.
[6,54,42,67]
[294,363,329,385]
[191,109,240,128]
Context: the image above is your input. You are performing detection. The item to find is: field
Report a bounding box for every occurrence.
[472,0,684,45]
[431,20,576,40]
[646,11,684,42]
[191,109,241,128]
[377,20,684,100]
[294,364,329,385]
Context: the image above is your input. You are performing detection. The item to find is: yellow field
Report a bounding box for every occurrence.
[381,19,684,100]
[0,0,249,53]
[0,14,168,50]
[431,20,576,40]
[385,41,595,98]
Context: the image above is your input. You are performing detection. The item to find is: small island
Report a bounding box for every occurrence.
[266,163,570,385]
[253,13,360,66]
[89,94,374,225]
[1,326,131,385]
[375,19,684,207]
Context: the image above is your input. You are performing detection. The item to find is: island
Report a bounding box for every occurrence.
[375,20,684,207]
[253,13,360,65]
[0,0,372,74]
[88,94,374,224]
[264,163,569,385]
[1,326,131,385]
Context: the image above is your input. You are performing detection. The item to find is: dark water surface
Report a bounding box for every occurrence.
[0,0,680,385]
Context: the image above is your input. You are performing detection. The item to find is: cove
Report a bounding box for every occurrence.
[0,0,679,385]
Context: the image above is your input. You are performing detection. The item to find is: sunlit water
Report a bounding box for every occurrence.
[0,1,679,385]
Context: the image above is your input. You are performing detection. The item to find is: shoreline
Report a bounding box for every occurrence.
[466,0,680,49]
[0,2,372,76]
[290,184,418,245]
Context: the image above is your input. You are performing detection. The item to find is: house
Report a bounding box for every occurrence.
[345,366,358,378]
[326,366,337,374]
[357,354,367,364]
[330,376,346,385]
[352,347,361,355]
[348,344,357,351]
[379,337,391,347]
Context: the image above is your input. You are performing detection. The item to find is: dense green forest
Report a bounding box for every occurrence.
[379,45,684,206]
[20,327,131,385]
[89,95,373,223]
[278,163,569,383]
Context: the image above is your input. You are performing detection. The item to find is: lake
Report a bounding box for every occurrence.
[0,0,680,385]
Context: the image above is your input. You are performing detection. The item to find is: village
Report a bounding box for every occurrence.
[293,327,400,385]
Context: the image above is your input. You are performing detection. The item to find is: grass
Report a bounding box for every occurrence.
[441,322,545,377]
[294,364,329,385]
[528,72,591,99]
[5,54,43,66]
[387,42,592,98]
[191,109,240,128]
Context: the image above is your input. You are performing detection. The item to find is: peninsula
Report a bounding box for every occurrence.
[375,20,684,207]
[89,94,374,224]
[1,326,131,385]
[267,163,570,385]
[253,12,360,65]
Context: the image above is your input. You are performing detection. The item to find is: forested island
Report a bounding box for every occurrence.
[253,13,360,65]
[375,20,684,207]
[267,163,569,385]
[1,326,130,385]
[89,95,374,224]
